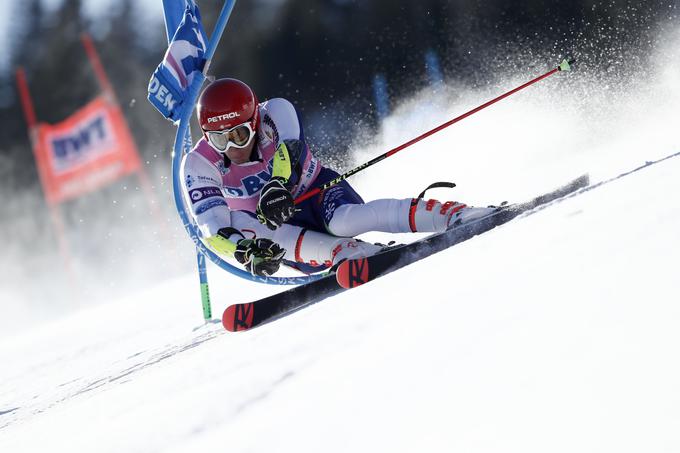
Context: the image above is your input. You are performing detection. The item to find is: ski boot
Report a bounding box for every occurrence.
[409,198,499,232]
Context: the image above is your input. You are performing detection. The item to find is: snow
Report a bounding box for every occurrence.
[2,155,679,452]
[2,34,680,453]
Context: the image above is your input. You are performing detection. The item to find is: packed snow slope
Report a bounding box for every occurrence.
[2,33,680,453]
[1,150,679,453]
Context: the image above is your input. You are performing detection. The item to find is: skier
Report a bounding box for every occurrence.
[181,78,497,277]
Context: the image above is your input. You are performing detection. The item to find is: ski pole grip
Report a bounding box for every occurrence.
[558,58,576,71]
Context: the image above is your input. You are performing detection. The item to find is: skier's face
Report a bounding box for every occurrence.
[204,119,257,164]
[226,139,255,164]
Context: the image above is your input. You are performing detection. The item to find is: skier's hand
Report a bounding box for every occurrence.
[234,238,286,277]
[256,177,295,230]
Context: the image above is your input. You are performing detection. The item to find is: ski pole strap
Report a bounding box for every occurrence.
[416,181,457,199]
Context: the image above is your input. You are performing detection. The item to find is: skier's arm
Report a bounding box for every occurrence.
[181,152,228,231]
[255,98,312,229]
[180,152,240,255]
[181,152,285,275]
[263,98,311,190]
[206,227,285,276]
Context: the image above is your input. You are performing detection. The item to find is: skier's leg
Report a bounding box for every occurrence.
[235,168,492,271]
[291,228,382,268]
[231,210,380,270]
[304,167,495,237]
[257,169,382,268]
[327,198,498,237]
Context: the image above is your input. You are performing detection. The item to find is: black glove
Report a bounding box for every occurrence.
[256,177,295,230]
[233,238,286,277]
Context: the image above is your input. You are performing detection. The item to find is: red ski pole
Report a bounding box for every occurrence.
[295,58,574,204]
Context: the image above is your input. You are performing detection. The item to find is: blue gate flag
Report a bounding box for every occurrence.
[161,0,186,44]
[148,0,208,123]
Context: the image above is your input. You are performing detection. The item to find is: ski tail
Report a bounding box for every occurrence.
[336,257,370,289]
[223,303,255,332]
[222,272,344,332]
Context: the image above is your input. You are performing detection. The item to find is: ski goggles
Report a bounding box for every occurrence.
[205,121,255,152]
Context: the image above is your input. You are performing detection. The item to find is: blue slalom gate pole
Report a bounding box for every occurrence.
[424,49,444,89]
[372,74,390,121]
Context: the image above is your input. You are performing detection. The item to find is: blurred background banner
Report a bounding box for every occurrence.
[35,95,141,204]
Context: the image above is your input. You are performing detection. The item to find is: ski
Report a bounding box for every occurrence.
[222,272,342,331]
[223,174,589,331]
[336,174,589,289]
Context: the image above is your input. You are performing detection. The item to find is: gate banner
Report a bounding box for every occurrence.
[35,96,141,204]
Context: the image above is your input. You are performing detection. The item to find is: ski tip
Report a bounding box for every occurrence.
[336,258,370,289]
[222,303,255,332]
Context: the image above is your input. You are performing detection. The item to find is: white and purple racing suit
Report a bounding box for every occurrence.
[181,97,474,271]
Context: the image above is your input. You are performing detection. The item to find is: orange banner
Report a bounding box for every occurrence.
[35,96,142,204]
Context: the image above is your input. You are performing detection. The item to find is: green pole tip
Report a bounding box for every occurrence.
[558,59,573,71]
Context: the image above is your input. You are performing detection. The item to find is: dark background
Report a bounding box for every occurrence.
[2,0,674,176]
[0,0,675,304]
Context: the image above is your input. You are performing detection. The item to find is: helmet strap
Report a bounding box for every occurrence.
[248,133,263,162]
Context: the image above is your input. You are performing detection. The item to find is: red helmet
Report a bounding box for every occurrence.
[197,78,260,133]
